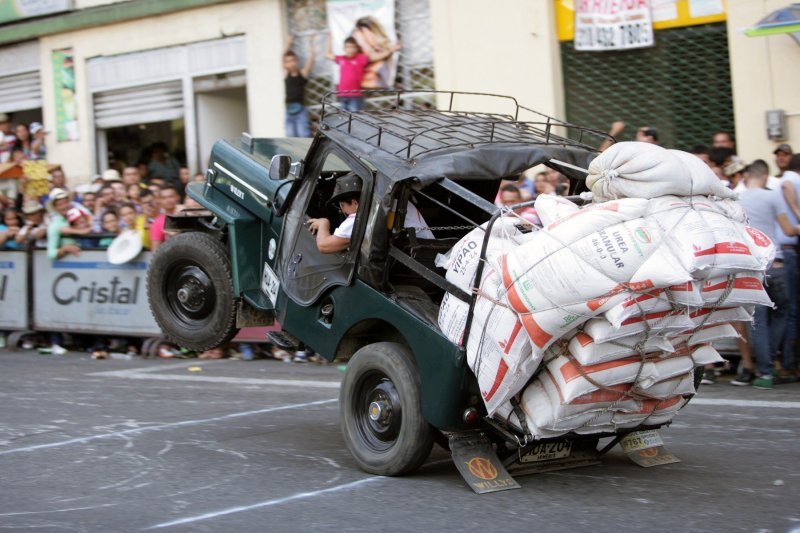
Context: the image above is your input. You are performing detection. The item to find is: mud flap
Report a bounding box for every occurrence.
[620,429,680,467]
[449,432,521,494]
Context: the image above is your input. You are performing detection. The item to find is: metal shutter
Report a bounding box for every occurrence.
[93,81,184,129]
[0,70,42,113]
[561,23,734,151]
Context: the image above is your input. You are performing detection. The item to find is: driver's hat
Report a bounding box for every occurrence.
[329,172,362,204]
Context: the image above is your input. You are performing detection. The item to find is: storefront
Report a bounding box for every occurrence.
[87,36,248,174]
[0,40,43,130]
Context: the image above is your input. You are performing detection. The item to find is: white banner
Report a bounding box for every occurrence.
[326,0,398,89]
[32,250,160,336]
[574,0,655,51]
[0,251,29,330]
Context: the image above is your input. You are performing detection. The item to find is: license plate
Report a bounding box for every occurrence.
[620,430,664,453]
[261,262,280,305]
[519,440,572,463]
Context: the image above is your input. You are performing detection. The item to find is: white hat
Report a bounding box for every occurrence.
[46,188,70,213]
[102,169,122,182]
[107,230,143,265]
[30,122,47,134]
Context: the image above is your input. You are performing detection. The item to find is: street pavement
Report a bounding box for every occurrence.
[1,349,799,532]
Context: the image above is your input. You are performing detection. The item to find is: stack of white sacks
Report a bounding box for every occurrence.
[437,142,775,439]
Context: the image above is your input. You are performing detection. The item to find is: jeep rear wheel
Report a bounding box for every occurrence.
[147,232,238,351]
[340,342,434,476]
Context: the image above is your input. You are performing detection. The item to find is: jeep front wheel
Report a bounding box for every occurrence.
[147,232,238,351]
[340,342,434,476]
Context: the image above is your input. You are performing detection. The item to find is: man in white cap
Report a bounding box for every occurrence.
[15,200,48,248]
[46,188,91,260]
[0,113,15,164]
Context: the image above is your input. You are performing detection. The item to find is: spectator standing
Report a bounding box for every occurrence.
[46,188,90,260]
[774,144,793,177]
[148,142,181,187]
[97,209,120,248]
[283,35,315,137]
[351,16,401,90]
[15,201,48,249]
[29,122,47,160]
[150,186,180,251]
[0,113,15,163]
[122,166,142,187]
[326,35,369,112]
[498,184,540,226]
[712,131,736,150]
[0,207,21,249]
[13,123,31,159]
[736,162,800,389]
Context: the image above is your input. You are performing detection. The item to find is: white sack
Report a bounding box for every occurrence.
[699,272,772,307]
[586,142,735,201]
[534,194,580,227]
[584,313,695,344]
[668,323,740,347]
[603,282,702,327]
[466,270,540,416]
[569,330,675,366]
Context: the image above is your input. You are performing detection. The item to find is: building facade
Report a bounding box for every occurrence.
[0,0,797,183]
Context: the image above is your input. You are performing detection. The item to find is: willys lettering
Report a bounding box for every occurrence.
[52,273,140,305]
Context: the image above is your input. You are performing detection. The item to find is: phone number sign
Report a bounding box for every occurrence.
[574,0,655,51]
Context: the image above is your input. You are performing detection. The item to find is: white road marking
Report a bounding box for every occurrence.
[90,370,340,389]
[0,399,337,457]
[691,398,800,409]
[146,477,383,529]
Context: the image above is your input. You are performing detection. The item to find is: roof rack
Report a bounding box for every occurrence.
[319,90,612,161]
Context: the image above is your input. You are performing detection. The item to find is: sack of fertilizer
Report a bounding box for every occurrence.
[464,269,541,416]
[499,218,691,353]
[586,142,735,201]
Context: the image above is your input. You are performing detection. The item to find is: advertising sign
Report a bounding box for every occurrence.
[574,0,655,51]
[52,48,79,142]
[0,0,71,24]
[326,0,398,89]
[32,250,160,336]
[0,251,29,330]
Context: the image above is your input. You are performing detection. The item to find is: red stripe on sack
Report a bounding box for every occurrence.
[559,355,642,383]
[587,284,626,311]
[571,383,631,405]
[621,289,663,309]
[499,255,529,313]
[576,331,594,347]
[502,321,523,355]
[703,277,763,293]
[690,307,736,319]
[625,280,655,292]
[519,313,553,349]
[620,309,674,326]
[482,357,509,401]
[694,242,752,257]
[669,282,693,292]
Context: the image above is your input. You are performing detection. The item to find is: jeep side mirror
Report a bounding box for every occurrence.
[269,154,292,180]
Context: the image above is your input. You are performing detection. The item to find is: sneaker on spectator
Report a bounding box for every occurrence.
[731,368,755,386]
[752,375,774,390]
[51,344,67,356]
[700,369,717,385]
[292,350,309,363]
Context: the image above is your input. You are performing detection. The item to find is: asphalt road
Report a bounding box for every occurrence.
[1,349,799,532]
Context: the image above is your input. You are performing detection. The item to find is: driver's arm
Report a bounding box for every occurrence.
[307,218,350,253]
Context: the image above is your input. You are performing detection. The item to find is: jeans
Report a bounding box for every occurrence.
[780,247,797,370]
[339,96,364,112]
[751,264,788,377]
[285,106,311,137]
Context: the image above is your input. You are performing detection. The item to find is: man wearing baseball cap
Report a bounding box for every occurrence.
[774,144,793,177]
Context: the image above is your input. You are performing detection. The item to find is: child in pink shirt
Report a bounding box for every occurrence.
[327,36,369,112]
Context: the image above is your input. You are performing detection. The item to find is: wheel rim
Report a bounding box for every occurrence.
[353,370,403,453]
[163,261,217,328]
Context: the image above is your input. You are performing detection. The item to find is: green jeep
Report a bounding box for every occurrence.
[147,91,676,491]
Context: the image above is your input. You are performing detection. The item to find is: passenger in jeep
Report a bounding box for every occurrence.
[307,173,361,253]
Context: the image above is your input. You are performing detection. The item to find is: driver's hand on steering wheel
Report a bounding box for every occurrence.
[306,218,330,235]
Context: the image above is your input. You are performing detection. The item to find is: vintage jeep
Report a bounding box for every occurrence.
[147,92,683,492]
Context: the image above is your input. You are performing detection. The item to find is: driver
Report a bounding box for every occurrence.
[307,173,361,253]
[307,173,435,254]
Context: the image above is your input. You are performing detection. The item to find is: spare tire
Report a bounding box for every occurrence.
[147,232,238,351]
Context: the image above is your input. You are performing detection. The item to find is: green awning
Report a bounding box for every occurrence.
[745,3,800,44]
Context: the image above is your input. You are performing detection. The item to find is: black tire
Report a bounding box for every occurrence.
[340,342,434,476]
[147,232,238,351]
